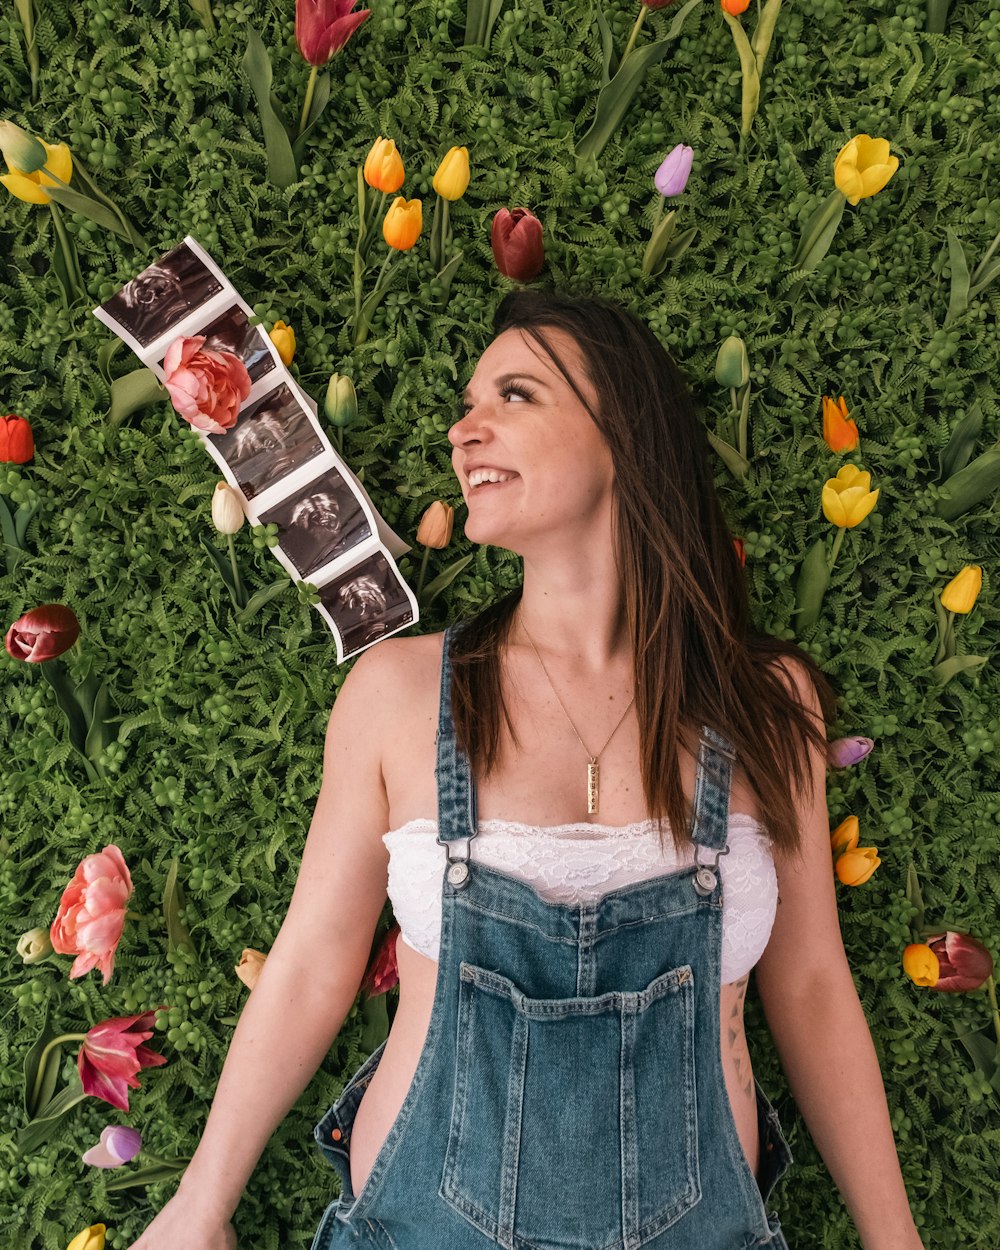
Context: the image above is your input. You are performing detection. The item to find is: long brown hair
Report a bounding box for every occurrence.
[448,285,840,864]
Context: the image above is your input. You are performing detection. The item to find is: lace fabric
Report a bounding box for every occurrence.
[383,815,778,985]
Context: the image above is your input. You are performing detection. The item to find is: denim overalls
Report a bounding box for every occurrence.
[310,622,794,1249]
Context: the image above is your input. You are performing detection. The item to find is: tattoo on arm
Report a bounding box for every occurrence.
[725,974,754,1101]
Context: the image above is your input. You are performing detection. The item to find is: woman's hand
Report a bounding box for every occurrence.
[124,1192,237,1250]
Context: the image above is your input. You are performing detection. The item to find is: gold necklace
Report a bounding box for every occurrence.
[520,617,635,816]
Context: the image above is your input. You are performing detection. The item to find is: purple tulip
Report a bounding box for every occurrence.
[827,736,875,768]
[81,1124,143,1168]
[926,931,994,993]
[654,144,694,197]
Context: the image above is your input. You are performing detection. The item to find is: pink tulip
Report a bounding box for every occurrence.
[362,923,400,996]
[295,0,372,67]
[491,207,544,281]
[78,1009,169,1112]
[5,603,81,662]
[654,144,694,197]
[827,736,875,768]
[162,335,252,435]
[50,845,134,985]
[925,931,994,993]
[82,1124,143,1168]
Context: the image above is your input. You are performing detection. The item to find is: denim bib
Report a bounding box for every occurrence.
[310,621,794,1249]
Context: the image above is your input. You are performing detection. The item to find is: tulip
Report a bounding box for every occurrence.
[827,736,875,768]
[295,0,371,67]
[50,844,135,985]
[940,565,982,615]
[5,602,80,662]
[66,1225,106,1250]
[383,197,422,251]
[433,146,470,202]
[362,923,400,995]
[822,395,859,453]
[17,927,53,965]
[834,844,881,885]
[363,136,405,194]
[268,319,296,366]
[715,335,749,389]
[0,120,47,172]
[821,464,879,529]
[830,815,859,857]
[732,536,745,567]
[417,500,455,549]
[492,207,544,281]
[81,1124,143,1168]
[0,131,72,205]
[902,943,940,987]
[925,931,994,992]
[833,134,900,207]
[235,948,267,990]
[721,0,751,12]
[77,1009,169,1112]
[211,482,245,535]
[325,373,359,429]
[1,412,34,463]
[654,144,693,197]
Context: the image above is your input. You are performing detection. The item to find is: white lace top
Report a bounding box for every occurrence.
[383,814,778,985]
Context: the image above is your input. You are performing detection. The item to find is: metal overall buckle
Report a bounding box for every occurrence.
[693,844,730,896]
[437,836,472,889]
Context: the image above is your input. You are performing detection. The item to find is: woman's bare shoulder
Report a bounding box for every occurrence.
[352,630,446,705]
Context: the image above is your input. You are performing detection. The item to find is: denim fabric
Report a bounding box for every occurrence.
[310,621,794,1249]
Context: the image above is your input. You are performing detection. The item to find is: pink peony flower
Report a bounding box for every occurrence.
[50,844,134,985]
[82,1124,143,1168]
[5,602,81,662]
[162,335,252,435]
[78,1009,169,1112]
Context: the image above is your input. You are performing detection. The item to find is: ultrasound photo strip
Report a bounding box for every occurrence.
[92,235,419,664]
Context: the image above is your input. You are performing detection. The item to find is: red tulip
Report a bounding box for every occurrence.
[5,603,81,662]
[362,923,400,996]
[295,0,372,67]
[491,207,544,281]
[732,536,745,566]
[925,931,994,992]
[1,413,34,463]
[78,1009,169,1112]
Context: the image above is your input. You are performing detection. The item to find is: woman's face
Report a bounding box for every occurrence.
[447,326,614,554]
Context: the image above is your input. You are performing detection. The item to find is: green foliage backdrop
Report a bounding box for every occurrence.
[1,0,999,1247]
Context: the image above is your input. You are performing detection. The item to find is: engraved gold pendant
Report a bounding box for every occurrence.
[587,759,599,814]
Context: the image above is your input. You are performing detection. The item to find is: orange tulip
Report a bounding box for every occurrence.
[383,197,422,251]
[902,943,940,987]
[835,845,881,885]
[822,395,859,453]
[720,0,751,13]
[364,136,405,194]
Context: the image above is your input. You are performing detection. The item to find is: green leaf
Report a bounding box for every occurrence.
[944,228,970,327]
[39,660,89,756]
[97,338,125,385]
[105,1160,190,1191]
[109,367,168,426]
[792,536,832,634]
[242,28,298,189]
[163,858,197,957]
[292,71,332,162]
[198,533,239,598]
[43,183,136,241]
[938,399,983,481]
[954,1026,998,1080]
[930,654,989,687]
[790,188,847,274]
[16,1072,88,1155]
[706,429,750,480]
[234,576,293,623]
[421,553,474,606]
[22,1001,60,1120]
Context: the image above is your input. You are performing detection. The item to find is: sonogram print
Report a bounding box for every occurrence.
[99,241,223,348]
[207,382,324,501]
[320,551,415,658]
[175,304,275,384]
[260,471,372,576]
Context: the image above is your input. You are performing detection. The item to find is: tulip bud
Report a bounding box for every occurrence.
[383,197,422,251]
[81,1124,143,1168]
[834,845,880,885]
[0,120,48,174]
[902,943,940,987]
[827,736,875,768]
[940,565,982,615]
[821,395,859,453]
[325,373,359,429]
[821,464,879,529]
[66,1225,107,1250]
[363,137,405,194]
[5,603,81,662]
[235,948,267,991]
[732,536,745,567]
[654,144,693,197]
[925,931,994,992]
[720,0,752,13]
[830,815,859,856]
[0,413,34,463]
[416,500,454,549]
[491,207,544,281]
[17,927,53,965]
[269,319,296,366]
[715,335,749,389]
[211,482,245,535]
[432,146,470,201]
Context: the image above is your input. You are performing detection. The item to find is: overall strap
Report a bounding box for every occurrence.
[689,723,737,896]
[435,623,478,888]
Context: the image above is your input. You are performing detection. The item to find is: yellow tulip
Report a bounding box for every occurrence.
[830,815,859,856]
[902,943,940,987]
[940,565,982,614]
[269,319,296,366]
[416,500,454,549]
[834,845,881,885]
[0,136,72,204]
[383,197,422,251]
[363,136,405,194]
[66,1225,106,1250]
[833,134,899,207]
[432,146,470,201]
[821,463,880,528]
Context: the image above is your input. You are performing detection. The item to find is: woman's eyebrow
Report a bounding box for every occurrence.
[461,372,549,405]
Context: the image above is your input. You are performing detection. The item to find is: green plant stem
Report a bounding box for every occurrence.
[416,545,430,599]
[986,975,1000,1048]
[32,1033,87,1110]
[970,226,1000,286]
[226,533,245,607]
[828,525,846,576]
[47,201,83,305]
[299,64,319,138]
[621,7,648,61]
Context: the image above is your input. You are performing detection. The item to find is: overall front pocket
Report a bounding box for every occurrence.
[440,961,702,1250]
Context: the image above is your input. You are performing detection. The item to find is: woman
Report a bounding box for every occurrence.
[132,289,923,1250]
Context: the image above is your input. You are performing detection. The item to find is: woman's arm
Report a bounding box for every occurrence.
[753,658,923,1250]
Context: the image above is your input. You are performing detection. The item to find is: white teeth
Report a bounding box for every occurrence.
[469,469,513,487]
